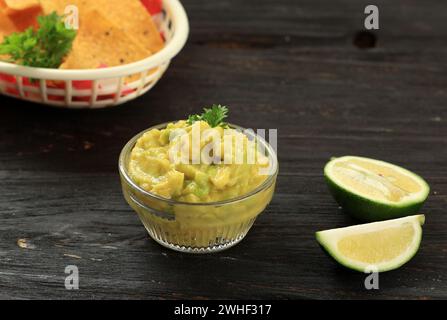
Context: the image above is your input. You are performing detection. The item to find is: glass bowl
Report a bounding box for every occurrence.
[118,123,278,253]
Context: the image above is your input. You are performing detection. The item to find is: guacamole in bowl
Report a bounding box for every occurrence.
[119,107,278,253]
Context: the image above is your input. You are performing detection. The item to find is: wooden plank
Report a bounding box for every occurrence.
[0,0,446,299]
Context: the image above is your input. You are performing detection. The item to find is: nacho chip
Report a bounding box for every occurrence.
[39,0,74,14]
[40,0,164,54]
[0,11,16,61]
[1,0,41,30]
[4,0,40,11]
[0,8,18,43]
[60,9,152,70]
[93,0,164,54]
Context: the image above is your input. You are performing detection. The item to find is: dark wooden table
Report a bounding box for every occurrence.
[0,0,446,300]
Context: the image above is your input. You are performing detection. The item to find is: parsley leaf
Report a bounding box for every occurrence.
[187,105,229,128]
[0,12,77,68]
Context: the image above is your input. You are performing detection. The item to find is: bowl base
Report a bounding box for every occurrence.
[146,230,249,254]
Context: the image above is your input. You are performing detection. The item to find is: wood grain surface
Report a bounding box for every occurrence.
[0,0,446,299]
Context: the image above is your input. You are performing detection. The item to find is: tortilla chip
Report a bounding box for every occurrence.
[4,0,40,11]
[1,0,41,30]
[0,10,15,61]
[0,8,18,43]
[92,0,164,54]
[40,0,164,54]
[38,0,70,14]
[60,9,152,70]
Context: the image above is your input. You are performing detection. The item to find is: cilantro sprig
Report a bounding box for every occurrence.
[0,12,77,68]
[187,105,229,128]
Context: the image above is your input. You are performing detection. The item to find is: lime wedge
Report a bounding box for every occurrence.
[316,214,425,272]
[324,156,430,221]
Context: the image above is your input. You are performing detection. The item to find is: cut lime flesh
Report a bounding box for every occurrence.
[316,215,424,272]
[324,156,430,221]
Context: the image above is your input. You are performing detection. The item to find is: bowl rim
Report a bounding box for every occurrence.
[0,0,189,80]
[119,122,279,207]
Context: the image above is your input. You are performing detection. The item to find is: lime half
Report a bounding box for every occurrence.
[324,156,430,221]
[316,214,425,272]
